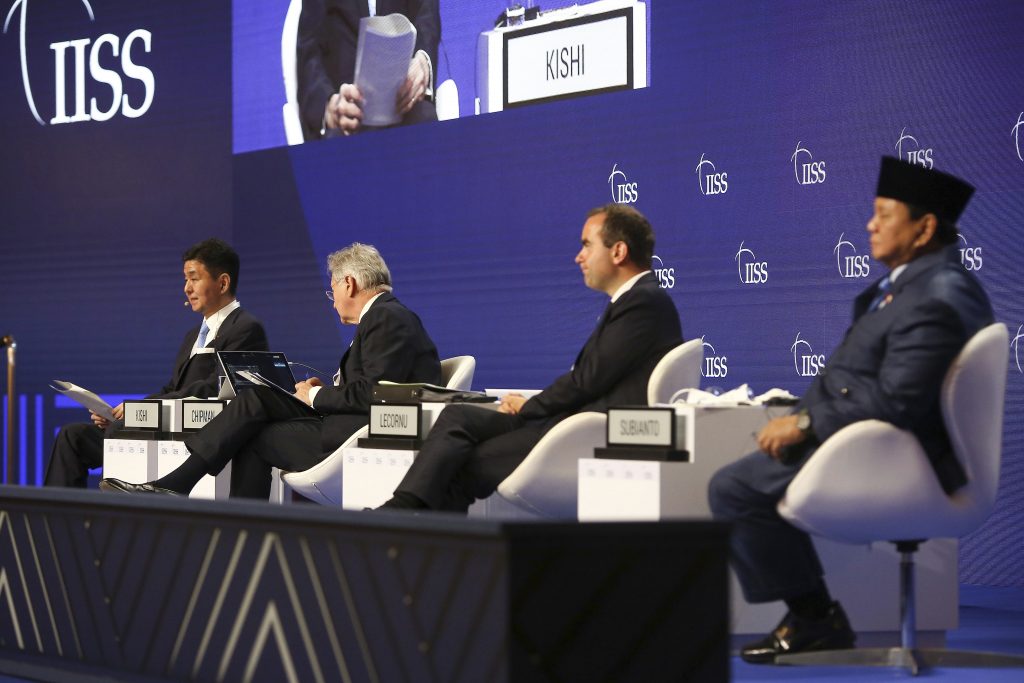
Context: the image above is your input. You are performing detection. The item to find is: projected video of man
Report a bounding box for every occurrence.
[296,0,441,141]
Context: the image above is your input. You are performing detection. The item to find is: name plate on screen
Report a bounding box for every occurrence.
[607,407,674,447]
[181,400,226,432]
[504,8,633,107]
[368,403,421,439]
[123,400,163,431]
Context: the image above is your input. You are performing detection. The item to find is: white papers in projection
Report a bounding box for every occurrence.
[354,13,418,126]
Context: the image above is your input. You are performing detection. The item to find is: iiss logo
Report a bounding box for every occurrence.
[608,163,638,204]
[791,141,826,186]
[1013,324,1023,374]
[1013,113,1024,163]
[652,255,674,289]
[791,332,825,378]
[695,153,728,196]
[834,232,871,279]
[3,0,154,126]
[701,336,728,379]
[895,127,933,169]
[734,241,768,284]
[958,233,983,271]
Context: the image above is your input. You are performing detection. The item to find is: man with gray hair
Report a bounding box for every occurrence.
[101,243,442,499]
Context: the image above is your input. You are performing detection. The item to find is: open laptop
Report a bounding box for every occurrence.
[216,351,297,399]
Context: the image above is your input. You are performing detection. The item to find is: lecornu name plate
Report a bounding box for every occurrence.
[606,407,674,448]
[368,402,421,439]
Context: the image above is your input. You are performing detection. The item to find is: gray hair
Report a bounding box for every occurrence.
[327,243,393,292]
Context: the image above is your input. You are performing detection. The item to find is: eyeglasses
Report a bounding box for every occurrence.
[325,289,334,302]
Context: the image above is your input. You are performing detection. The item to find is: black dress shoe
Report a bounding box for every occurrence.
[741,602,856,664]
[99,478,183,496]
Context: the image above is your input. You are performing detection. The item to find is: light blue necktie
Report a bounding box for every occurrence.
[197,320,210,348]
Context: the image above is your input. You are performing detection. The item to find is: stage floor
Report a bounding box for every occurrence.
[734,585,1024,682]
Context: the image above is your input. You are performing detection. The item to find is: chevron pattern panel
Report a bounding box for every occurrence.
[0,487,728,682]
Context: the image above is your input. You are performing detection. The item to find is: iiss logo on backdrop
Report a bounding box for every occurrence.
[695,153,728,196]
[834,232,871,279]
[3,0,154,125]
[608,163,638,204]
[701,336,728,379]
[735,241,768,285]
[1013,113,1024,163]
[791,141,826,186]
[791,332,825,378]
[895,127,933,169]
[652,255,674,289]
[958,233,983,271]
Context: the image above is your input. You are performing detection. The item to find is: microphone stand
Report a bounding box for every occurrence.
[1,335,15,485]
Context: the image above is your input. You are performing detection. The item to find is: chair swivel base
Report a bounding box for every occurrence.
[775,646,1024,676]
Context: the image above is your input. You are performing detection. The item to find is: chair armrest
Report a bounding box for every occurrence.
[778,420,951,544]
[497,412,607,518]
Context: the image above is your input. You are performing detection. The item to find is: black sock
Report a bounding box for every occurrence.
[378,491,430,510]
[785,584,833,620]
[150,454,209,495]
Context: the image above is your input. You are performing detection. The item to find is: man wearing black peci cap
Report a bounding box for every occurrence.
[708,157,994,663]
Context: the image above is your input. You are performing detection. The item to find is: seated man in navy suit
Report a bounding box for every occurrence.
[379,204,684,512]
[708,158,994,663]
[44,238,269,487]
[101,243,443,499]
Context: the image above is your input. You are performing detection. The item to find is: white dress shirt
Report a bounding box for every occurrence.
[189,299,240,357]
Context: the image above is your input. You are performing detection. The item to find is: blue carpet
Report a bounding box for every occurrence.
[733,585,1024,681]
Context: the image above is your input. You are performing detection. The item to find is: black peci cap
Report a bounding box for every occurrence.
[876,156,975,223]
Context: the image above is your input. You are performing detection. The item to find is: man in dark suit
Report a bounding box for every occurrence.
[708,157,994,663]
[44,239,269,487]
[297,0,441,140]
[101,243,442,499]
[379,204,683,512]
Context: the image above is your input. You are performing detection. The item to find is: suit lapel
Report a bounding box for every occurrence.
[171,308,242,390]
[171,326,200,390]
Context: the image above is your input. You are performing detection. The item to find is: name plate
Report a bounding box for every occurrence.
[607,407,674,448]
[123,400,163,431]
[505,8,633,108]
[181,400,226,432]
[368,403,421,439]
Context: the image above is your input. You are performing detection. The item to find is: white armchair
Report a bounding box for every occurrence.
[776,323,1024,674]
[495,339,704,518]
[280,0,304,146]
[647,338,703,404]
[280,355,477,505]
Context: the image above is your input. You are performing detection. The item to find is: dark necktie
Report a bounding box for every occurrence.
[867,275,892,312]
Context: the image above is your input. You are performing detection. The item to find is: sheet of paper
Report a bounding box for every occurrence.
[50,380,115,420]
[354,13,417,126]
[668,384,797,406]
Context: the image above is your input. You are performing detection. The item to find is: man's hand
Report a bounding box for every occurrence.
[396,52,430,115]
[498,393,527,415]
[294,379,320,406]
[91,403,123,429]
[325,83,364,135]
[757,415,806,460]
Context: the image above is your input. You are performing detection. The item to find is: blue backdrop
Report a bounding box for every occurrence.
[2,0,1023,587]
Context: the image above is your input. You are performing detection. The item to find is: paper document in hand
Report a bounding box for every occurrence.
[354,13,417,126]
[50,380,115,420]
